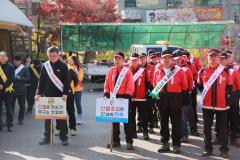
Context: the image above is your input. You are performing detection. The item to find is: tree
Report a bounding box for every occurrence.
[37,0,120,45]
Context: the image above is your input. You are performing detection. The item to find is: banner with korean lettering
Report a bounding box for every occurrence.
[194,6,223,21]
[96,98,129,123]
[35,97,67,120]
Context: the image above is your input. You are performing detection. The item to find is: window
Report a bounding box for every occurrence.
[195,0,222,6]
[167,0,182,8]
[232,4,240,23]
[125,0,136,7]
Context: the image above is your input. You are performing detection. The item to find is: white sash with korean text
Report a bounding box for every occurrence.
[44,61,64,92]
[150,66,181,96]
[200,64,225,105]
[110,67,128,101]
[15,64,25,76]
[133,68,144,82]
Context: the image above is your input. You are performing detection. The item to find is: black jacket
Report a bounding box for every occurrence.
[37,60,70,97]
[28,64,42,89]
[0,62,15,94]
[13,65,29,95]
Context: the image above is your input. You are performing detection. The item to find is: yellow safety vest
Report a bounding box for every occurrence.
[0,65,14,93]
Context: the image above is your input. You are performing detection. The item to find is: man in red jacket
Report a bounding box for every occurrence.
[104,52,135,150]
[139,53,156,133]
[152,50,188,154]
[213,51,240,146]
[197,49,232,158]
[172,50,193,143]
[129,53,150,140]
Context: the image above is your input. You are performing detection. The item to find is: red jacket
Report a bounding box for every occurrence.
[182,66,193,91]
[197,65,233,110]
[144,64,155,85]
[228,66,240,92]
[190,56,202,71]
[153,65,188,93]
[130,66,147,101]
[185,62,198,81]
[104,66,134,97]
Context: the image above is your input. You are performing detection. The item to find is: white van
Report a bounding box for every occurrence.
[130,44,180,55]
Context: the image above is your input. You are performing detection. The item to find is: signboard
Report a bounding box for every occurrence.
[146,9,177,23]
[35,97,67,120]
[121,10,141,20]
[96,98,129,123]
[146,9,197,23]
[194,6,223,21]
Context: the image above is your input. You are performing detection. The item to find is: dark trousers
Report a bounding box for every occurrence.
[228,93,239,139]
[0,93,13,128]
[67,95,76,130]
[45,119,68,141]
[26,85,37,112]
[132,101,148,133]
[56,95,76,131]
[113,102,133,144]
[202,108,229,153]
[189,91,198,133]
[159,106,181,147]
[12,95,25,121]
[191,88,198,123]
[157,93,182,147]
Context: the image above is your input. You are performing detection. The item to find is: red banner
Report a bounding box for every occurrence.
[194,6,223,21]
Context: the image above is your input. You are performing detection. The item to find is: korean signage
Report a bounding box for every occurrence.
[96,98,129,123]
[146,9,197,23]
[194,6,223,21]
[35,97,67,120]
[121,10,141,20]
[146,9,177,23]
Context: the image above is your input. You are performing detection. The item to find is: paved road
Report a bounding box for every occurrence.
[0,90,240,160]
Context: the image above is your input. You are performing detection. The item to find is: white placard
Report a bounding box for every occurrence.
[96,98,129,123]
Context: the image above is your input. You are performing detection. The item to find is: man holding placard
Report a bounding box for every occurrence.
[35,47,70,146]
[104,52,134,150]
[151,50,188,154]
[197,49,232,158]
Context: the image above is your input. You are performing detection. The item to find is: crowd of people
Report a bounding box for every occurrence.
[1,45,240,158]
[0,48,84,146]
[104,48,240,158]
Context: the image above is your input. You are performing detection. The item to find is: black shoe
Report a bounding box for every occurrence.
[149,128,154,134]
[202,151,213,157]
[212,138,220,145]
[158,143,170,153]
[62,140,68,146]
[7,127,12,132]
[39,138,50,145]
[220,152,229,158]
[137,127,143,133]
[127,143,133,150]
[18,120,24,125]
[132,133,138,139]
[173,146,181,154]
[143,133,149,140]
[107,142,121,148]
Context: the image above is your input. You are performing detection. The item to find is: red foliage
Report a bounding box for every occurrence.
[37,0,121,44]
